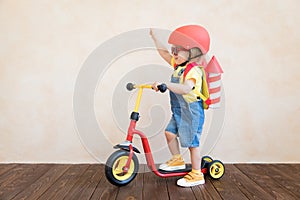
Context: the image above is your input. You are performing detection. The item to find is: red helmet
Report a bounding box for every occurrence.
[168,25,210,55]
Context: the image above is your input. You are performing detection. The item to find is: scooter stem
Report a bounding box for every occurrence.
[134,88,143,112]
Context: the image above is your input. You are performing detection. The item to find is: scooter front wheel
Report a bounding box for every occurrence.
[105,150,139,186]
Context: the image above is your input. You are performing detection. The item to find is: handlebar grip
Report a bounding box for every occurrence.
[126,83,135,91]
[157,83,167,93]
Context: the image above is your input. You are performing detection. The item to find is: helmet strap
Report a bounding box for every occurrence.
[177,60,188,67]
[189,53,203,60]
[187,49,203,62]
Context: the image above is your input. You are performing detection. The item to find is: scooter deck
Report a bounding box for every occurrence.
[158,164,192,174]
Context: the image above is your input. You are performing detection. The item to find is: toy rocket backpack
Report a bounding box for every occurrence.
[183,56,224,109]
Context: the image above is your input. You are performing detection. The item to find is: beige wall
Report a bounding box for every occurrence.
[1,0,299,163]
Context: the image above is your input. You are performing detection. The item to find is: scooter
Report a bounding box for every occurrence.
[105,83,225,186]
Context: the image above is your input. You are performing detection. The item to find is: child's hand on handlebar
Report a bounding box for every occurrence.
[152,82,159,92]
[152,82,168,93]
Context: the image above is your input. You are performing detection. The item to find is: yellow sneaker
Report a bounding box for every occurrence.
[159,156,186,171]
[177,171,205,187]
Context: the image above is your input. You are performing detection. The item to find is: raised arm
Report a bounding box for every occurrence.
[150,28,172,65]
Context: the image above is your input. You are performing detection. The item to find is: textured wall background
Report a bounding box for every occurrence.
[0,0,299,163]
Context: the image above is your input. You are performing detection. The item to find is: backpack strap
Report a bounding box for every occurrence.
[197,67,211,109]
[183,63,211,108]
[196,68,209,101]
[183,62,198,81]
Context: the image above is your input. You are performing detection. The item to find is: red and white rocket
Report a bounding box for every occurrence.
[205,56,224,108]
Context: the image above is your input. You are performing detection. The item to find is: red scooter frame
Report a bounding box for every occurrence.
[125,118,191,178]
[105,83,225,186]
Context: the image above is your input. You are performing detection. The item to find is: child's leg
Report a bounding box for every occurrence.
[189,147,201,170]
[159,131,185,171]
[165,131,180,155]
[177,146,204,187]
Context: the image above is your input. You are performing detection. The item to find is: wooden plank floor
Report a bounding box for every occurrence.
[0,164,299,200]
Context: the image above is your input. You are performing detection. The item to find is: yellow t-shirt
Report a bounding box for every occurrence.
[171,58,203,103]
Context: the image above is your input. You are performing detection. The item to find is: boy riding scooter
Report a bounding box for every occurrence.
[151,25,210,187]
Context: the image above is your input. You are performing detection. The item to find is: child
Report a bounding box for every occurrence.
[150,25,210,187]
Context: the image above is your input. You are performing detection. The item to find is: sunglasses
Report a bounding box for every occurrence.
[171,46,188,56]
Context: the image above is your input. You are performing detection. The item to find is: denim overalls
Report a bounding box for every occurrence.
[165,67,205,148]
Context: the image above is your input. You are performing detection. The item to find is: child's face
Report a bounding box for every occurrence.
[171,46,189,65]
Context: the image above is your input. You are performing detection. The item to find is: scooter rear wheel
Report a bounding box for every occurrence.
[208,160,225,180]
[105,150,139,186]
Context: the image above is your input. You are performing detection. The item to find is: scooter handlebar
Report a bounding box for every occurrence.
[157,83,167,93]
[126,83,167,93]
